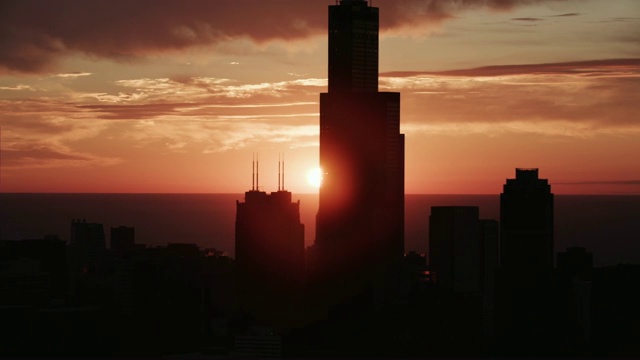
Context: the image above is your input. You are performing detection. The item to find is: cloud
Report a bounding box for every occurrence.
[380,58,640,78]
[0,99,122,169]
[380,58,640,136]
[549,12,580,17]
[0,73,322,165]
[122,119,319,153]
[553,180,640,185]
[0,0,577,74]
[52,72,92,78]
[511,17,543,21]
[0,84,35,91]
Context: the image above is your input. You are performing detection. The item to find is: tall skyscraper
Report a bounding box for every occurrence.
[235,159,305,326]
[500,168,554,272]
[328,0,378,93]
[429,206,481,295]
[495,168,558,354]
[315,0,404,308]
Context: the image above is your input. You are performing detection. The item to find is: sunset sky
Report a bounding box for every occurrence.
[1,0,639,194]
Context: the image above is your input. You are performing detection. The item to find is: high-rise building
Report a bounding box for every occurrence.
[500,168,554,272]
[110,225,135,255]
[479,219,499,340]
[68,219,107,302]
[495,169,559,354]
[429,206,481,295]
[315,0,404,307]
[235,160,305,325]
[328,0,378,93]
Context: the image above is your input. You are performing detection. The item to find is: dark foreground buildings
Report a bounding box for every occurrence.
[235,161,305,328]
[315,0,405,311]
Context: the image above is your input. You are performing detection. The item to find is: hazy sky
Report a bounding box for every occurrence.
[1,0,639,194]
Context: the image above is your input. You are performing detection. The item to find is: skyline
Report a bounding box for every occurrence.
[1,0,639,194]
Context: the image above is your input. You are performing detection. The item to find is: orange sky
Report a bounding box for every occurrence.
[1,0,639,194]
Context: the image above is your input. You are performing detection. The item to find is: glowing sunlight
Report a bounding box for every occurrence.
[307,167,323,188]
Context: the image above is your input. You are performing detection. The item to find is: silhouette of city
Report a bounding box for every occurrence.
[1,0,639,358]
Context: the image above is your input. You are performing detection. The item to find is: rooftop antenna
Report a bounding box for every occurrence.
[256,153,259,191]
[252,153,255,191]
[278,154,281,191]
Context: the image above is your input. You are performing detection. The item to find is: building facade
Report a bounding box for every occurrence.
[235,173,305,325]
[500,168,554,272]
[315,0,404,308]
[495,169,559,354]
[429,206,481,295]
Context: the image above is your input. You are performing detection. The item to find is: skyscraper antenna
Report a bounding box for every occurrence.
[252,153,255,191]
[278,154,281,191]
[256,153,259,190]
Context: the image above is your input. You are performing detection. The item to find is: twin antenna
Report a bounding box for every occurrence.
[278,153,285,191]
[251,153,285,191]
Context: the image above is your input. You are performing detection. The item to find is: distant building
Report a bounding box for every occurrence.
[500,168,554,272]
[495,169,559,354]
[429,206,481,295]
[232,326,282,358]
[557,246,594,344]
[235,160,305,326]
[557,246,593,281]
[110,226,135,255]
[0,258,49,306]
[68,219,107,302]
[480,219,499,340]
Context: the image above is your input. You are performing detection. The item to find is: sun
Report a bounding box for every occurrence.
[307,167,323,188]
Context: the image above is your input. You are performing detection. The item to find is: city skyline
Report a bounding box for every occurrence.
[1,0,639,194]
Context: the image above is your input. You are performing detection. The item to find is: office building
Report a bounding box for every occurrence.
[235,160,305,325]
[495,169,559,354]
[68,219,108,302]
[500,168,554,272]
[110,226,135,255]
[429,206,481,295]
[315,0,404,308]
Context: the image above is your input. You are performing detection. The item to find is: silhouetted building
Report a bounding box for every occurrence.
[479,219,499,341]
[558,246,593,281]
[68,219,107,303]
[557,246,594,346]
[110,226,135,255]
[231,326,282,358]
[495,169,560,355]
[591,264,640,356]
[429,206,481,295]
[315,0,404,310]
[235,162,305,327]
[328,0,378,93]
[0,236,67,298]
[500,168,554,272]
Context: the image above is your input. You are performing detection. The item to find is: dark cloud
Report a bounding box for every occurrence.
[77,103,191,120]
[380,58,640,78]
[0,0,574,74]
[550,12,580,17]
[512,17,543,21]
[2,146,92,167]
[554,181,640,185]
[378,58,640,131]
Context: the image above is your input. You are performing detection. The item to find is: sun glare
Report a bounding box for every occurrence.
[307,167,323,188]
